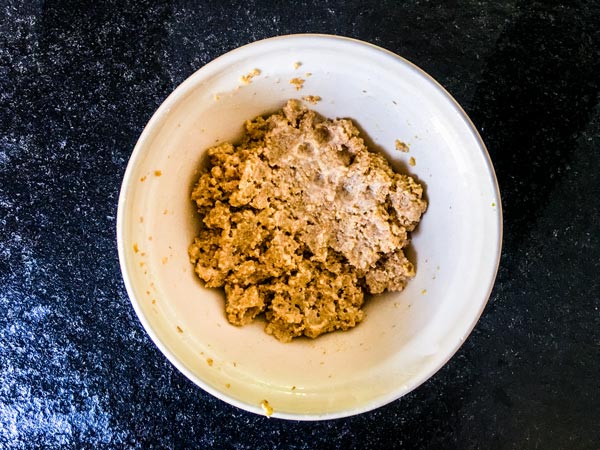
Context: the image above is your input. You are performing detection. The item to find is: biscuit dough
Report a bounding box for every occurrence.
[189,100,427,342]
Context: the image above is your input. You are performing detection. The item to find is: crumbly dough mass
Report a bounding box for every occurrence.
[189,100,427,342]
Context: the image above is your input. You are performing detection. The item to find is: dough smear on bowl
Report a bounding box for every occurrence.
[189,99,427,342]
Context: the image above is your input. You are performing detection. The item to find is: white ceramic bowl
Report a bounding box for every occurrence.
[117,34,502,420]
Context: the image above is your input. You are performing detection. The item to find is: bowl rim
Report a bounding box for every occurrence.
[116,33,503,421]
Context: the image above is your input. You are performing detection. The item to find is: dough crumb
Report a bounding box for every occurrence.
[293,61,302,69]
[395,139,410,152]
[260,400,274,417]
[302,95,322,104]
[154,170,162,176]
[409,157,416,166]
[241,68,261,84]
[189,100,427,342]
[289,77,305,90]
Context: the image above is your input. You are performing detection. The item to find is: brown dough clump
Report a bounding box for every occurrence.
[189,100,427,342]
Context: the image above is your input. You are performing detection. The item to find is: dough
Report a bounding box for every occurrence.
[189,100,427,342]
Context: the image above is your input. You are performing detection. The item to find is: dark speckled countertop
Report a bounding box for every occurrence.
[1,0,599,448]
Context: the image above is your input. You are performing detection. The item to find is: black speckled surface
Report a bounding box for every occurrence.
[1,0,599,448]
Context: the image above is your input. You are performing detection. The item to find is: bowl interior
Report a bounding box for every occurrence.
[117,35,501,419]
